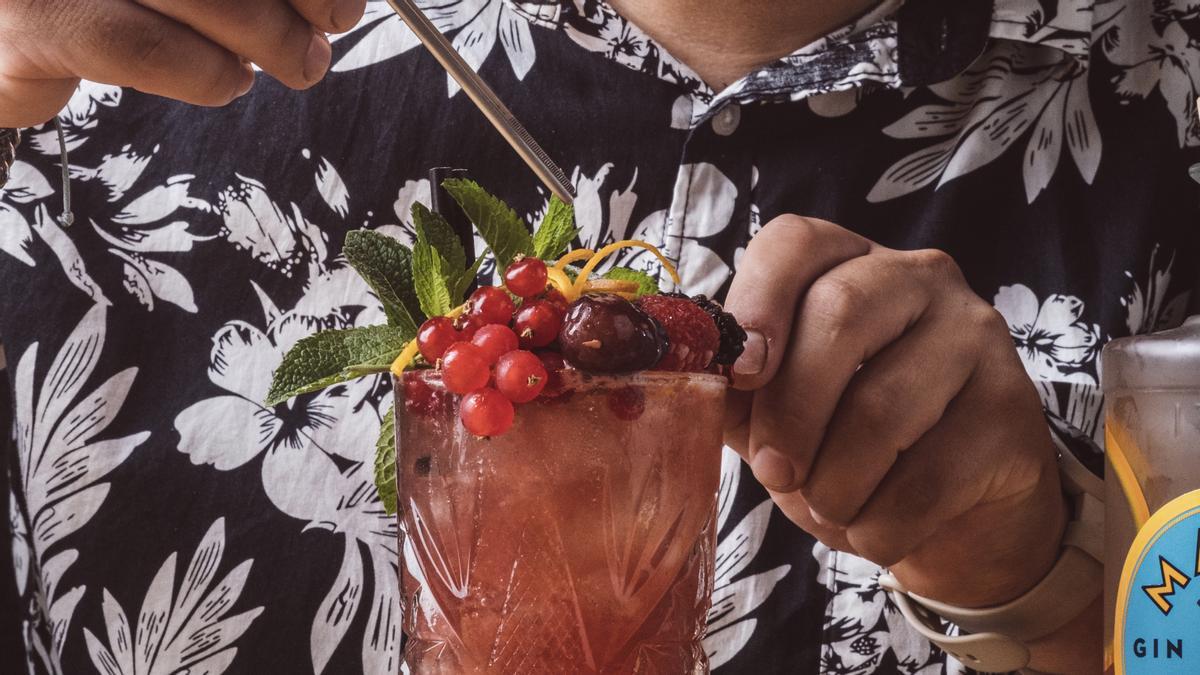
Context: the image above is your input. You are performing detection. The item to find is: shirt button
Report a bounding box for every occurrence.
[711,104,741,136]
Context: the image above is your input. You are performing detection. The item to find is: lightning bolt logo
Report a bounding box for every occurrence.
[1142,555,1190,615]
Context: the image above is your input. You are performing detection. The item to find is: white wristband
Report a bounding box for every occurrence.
[881,448,1103,673]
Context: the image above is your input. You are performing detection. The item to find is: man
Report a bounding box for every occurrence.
[0,0,1193,672]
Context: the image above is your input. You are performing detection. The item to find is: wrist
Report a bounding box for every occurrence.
[891,455,1069,607]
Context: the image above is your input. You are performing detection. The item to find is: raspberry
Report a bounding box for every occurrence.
[635,294,720,372]
[666,293,747,366]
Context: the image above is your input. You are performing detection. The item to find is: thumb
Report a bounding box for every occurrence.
[724,215,869,391]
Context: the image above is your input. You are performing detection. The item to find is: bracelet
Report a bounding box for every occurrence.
[0,128,19,189]
[881,447,1103,673]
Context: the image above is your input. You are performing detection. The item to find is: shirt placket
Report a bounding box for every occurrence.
[662,98,756,299]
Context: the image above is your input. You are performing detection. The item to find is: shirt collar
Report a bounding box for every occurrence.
[506,0,1093,123]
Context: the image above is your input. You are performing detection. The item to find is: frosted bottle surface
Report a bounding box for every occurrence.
[1102,316,1200,673]
[395,370,726,674]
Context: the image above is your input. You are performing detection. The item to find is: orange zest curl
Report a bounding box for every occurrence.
[571,240,680,298]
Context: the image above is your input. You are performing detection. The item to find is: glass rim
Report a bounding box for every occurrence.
[402,367,729,391]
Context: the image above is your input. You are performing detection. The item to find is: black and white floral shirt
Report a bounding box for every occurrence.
[2,0,1197,673]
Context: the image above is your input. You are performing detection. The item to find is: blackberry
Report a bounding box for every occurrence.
[665,293,747,366]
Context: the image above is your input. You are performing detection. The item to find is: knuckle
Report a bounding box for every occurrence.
[806,274,869,337]
[905,247,961,281]
[846,380,906,442]
[127,21,173,74]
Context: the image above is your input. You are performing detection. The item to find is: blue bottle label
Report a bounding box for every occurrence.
[1115,490,1200,674]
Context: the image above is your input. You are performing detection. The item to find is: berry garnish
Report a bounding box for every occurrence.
[404,375,447,417]
[467,286,516,325]
[535,351,572,402]
[635,294,720,372]
[504,256,549,298]
[471,324,520,364]
[494,350,549,403]
[607,385,645,421]
[460,387,515,436]
[441,342,491,394]
[666,293,747,365]
[543,288,570,313]
[514,300,564,348]
[454,313,486,341]
[558,294,666,373]
[417,317,460,363]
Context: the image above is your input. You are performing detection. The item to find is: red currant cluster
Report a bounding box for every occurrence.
[415,257,566,437]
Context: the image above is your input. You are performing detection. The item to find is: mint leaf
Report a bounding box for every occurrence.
[412,203,466,278]
[412,216,455,317]
[532,196,577,260]
[442,178,534,269]
[454,251,487,301]
[343,230,422,334]
[265,325,411,406]
[603,268,660,298]
[374,404,397,516]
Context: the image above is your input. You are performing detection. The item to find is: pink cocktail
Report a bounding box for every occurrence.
[396,370,725,674]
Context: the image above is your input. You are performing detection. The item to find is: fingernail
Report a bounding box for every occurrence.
[331,0,362,31]
[235,67,255,98]
[734,329,766,377]
[304,31,332,83]
[808,506,831,527]
[751,446,795,490]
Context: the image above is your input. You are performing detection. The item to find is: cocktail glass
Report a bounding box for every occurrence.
[395,369,726,674]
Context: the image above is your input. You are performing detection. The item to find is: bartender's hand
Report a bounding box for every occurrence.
[0,0,366,127]
[723,215,1069,609]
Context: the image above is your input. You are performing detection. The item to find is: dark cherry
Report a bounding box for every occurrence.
[558,294,667,372]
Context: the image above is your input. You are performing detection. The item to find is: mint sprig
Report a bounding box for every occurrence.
[412,210,456,317]
[443,178,534,269]
[374,405,397,516]
[603,268,660,298]
[532,196,578,260]
[343,230,422,335]
[264,325,412,406]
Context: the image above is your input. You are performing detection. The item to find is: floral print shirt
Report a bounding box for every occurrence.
[2,0,1198,673]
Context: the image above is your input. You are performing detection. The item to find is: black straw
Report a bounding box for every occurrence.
[429,167,476,294]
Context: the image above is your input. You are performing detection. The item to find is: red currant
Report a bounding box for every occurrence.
[441,342,490,394]
[513,300,564,348]
[460,387,515,436]
[417,317,460,362]
[471,324,520,364]
[535,351,572,402]
[467,286,516,325]
[455,313,486,341]
[494,350,549,403]
[504,256,549,298]
[543,288,570,313]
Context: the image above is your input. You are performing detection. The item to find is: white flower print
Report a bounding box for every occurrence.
[632,162,735,297]
[173,258,398,674]
[0,161,54,266]
[1100,0,1200,147]
[994,284,1101,384]
[994,284,1104,443]
[869,41,1100,204]
[814,543,953,674]
[307,151,351,219]
[333,0,537,97]
[27,82,123,155]
[217,174,328,276]
[12,304,150,674]
[82,519,263,675]
[703,449,791,669]
[1123,244,1191,336]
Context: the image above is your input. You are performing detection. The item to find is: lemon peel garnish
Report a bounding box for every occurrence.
[390,339,421,377]
[581,279,639,294]
[554,249,594,271]
[572,240,680,297]
[545,266,578,302]
[389,302,468,376]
